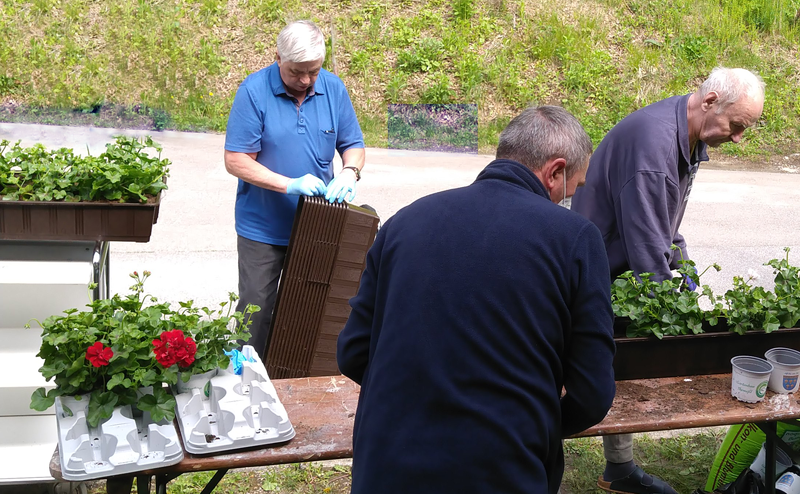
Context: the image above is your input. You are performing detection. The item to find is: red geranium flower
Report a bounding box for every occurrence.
[86,342,113,367]
[153,329,197,368]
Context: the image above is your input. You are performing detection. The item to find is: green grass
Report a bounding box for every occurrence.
[1,0,799,155]
[562,429,726,493]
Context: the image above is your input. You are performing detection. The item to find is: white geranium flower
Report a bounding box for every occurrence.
[747,268,760,281]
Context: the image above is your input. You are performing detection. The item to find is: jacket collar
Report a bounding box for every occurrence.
[475,159,551,200]
[677,93,709,165]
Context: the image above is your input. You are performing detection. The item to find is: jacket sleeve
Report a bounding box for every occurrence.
[336,222,386,384]
[561,224,616,437]
[616,171,681,282]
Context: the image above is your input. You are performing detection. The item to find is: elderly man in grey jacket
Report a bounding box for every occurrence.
[572,67,764,494]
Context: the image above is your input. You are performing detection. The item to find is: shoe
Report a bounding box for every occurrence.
[597,465,678,494]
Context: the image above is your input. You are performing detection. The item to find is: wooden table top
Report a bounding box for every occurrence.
[50,374,800,478]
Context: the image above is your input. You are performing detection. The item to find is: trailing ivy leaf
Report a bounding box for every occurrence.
[30,387,55,411]
[87,390,119,428]
[138,388,176,423]
[107,374,133,390]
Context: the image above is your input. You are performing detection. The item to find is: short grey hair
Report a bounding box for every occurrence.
[276,20,326,63]
[698,67,765,114]
[496,106,592,178]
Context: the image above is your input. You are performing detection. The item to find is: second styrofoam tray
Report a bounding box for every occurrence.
[172,345,295,454]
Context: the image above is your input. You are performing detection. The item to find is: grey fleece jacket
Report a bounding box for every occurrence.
[572,94,709,281]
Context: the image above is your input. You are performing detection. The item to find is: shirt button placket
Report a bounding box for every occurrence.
[298,105,306,134]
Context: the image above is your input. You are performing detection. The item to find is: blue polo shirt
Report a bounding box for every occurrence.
[225,63,364,245]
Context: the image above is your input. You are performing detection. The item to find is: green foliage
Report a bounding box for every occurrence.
[0,75,17,96]
[419,73,454,103]
[397,38,445,73]
[611,246,723,338]
[766,247,800,327]
[28,271,260,427]
[2,0,800,152]
[452,0,476,21]
[723,274,780,334]
[137,386,177,423]
[384,72,407,103]
[0,135,169,203]
[726,247,800,333]
[672,34,712,63]
[241,0,285,22]
[616,247,800,338]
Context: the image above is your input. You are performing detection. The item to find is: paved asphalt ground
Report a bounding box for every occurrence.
[2,121,798,306]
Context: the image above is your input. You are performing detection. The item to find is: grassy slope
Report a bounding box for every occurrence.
[0,0,798,155]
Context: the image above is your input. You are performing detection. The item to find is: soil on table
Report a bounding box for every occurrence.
[612,376,728,417]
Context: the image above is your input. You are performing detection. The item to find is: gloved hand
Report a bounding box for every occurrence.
[286,174,326,196]
[683,266,698,291]
[325,169,357,204]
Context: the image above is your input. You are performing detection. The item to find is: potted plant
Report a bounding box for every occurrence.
[0,135,170,242]
[611,245,723,338]
[611,247,800,380]
[29,271,260,427]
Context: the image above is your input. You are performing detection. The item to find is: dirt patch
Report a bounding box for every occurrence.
[705,149,800,174]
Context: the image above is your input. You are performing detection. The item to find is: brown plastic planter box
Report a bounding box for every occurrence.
[265,196,380,379]
[0,196,161,242]
[613,326,800,380]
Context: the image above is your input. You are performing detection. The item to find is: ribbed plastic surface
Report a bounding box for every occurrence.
[0,199,160,242]
[266,196,379,379]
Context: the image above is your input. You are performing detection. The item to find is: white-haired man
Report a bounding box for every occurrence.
[572,67,765,494]
[224,20,365,359]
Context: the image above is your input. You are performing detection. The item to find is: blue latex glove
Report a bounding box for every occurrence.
[325,170,357,204]
[287,174,326,196]
[225,349,256,375]
[683,266,698,291]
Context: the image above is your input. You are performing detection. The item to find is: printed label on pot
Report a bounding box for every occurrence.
[784,375,799,391]
[777,472,800,492]
[737,382,755,393]
[757,381,768,398]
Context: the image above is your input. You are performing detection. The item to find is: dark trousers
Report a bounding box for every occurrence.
[236,235,287,360]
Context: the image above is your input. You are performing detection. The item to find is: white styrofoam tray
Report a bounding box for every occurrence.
[172,345,295,455]
[55,389,184,481]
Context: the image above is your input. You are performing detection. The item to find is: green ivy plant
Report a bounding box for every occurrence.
[724,247,800,334]
[611,245,723,339]
[0,135,169,203]
[766,247,800,329]
[29,271,259,428]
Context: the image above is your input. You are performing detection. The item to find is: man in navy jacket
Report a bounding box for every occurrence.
[337,106,616,494]
[572,67,764,494]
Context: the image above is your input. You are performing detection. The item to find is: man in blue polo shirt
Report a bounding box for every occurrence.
[224,20,365,359]
[572,67,764,494]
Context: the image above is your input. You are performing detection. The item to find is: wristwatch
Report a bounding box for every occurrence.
[343,166,361,181]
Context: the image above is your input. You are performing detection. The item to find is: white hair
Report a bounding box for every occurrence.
[276,20,326,63]
[698,67,765,114]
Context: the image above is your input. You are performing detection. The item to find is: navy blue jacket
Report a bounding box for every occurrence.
[572,95,709,281]
[337,159,616,494]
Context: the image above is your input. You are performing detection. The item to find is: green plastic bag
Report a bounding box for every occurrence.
[706,422,800,491]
